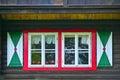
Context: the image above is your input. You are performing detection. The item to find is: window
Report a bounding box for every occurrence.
[28,33,58,67]
[31,0,63,5]
[62,33,91,67]
[68,0,101,5]
[67,0,119,5]
[23,29,96,70]
[0,0,63,5]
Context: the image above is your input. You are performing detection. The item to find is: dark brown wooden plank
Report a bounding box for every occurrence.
[0,16,1,74]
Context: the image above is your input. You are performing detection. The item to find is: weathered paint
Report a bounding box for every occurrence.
[1,14,120,20]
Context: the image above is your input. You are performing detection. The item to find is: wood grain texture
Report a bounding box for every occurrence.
[0,17,1,74]
[1,14,120,20]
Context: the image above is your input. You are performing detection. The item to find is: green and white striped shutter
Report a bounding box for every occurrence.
[7,32,23,67]
[97,32,112,67]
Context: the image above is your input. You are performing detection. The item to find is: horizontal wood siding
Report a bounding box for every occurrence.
[1,20,120,80]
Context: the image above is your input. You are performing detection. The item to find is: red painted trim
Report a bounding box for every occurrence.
[91,31,97,70]
[58,31,62,70]
[23,28,96,71]
[23,28,95,33]
[23,31,29,70]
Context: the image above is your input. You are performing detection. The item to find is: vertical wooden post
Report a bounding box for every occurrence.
[0,15,1,74]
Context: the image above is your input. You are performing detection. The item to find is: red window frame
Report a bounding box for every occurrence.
[23,28,96,71]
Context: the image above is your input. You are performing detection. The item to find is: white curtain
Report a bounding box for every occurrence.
[32,36,41,44]
[81,35,88,44]
[45,35,55,44]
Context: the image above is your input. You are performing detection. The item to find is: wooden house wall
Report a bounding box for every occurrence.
[0,16,4,80]
[0,17,1,74]
[1,20,120,80]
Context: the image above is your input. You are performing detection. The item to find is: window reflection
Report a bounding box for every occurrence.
[64,35,75,64]
[65,36,75,49]
[65,50,75,64]
[31,0,63,4]
[78,35,89,49]
[78,50,88,64]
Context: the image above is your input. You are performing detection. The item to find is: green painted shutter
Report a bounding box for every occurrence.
[7,32,23,67]
[97,32,112,67]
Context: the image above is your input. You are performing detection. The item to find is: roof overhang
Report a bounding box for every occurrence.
[0,5,120,14]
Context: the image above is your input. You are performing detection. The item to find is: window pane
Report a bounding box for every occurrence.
[65,50,75,64]
[17,0,28,4]
[31,52,41,65]
[54,0,63,4]
[68,0,100,5]
[32,0,63,4]
[78,50,88,64]
[78,35,88,49]
[45,52,55,64]
[113,0,120,4]
[7,0,17,4]
[31,35,41,49]
[65,35,75,49]
[68,0,86,5]
[45,35,56,64]
[45,35,55,49]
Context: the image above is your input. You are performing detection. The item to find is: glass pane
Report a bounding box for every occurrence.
[18,0,30,4]
[64,35,75,49]
[68,0,101,5]
[68,0,86,5]
[78,35,88,49]
[7,0,17,4]
[45,35,56,65]
[45,35,55,49]
[45,53,55,64]
[86,0,100,4]
[0,0,7,4]
[31,52,41,64]
[65,50,75,64]
[78,50,88,64]
[31,35,41,49]
[32,0,63,4]
[113,0,120,4]
[54,0,63,4]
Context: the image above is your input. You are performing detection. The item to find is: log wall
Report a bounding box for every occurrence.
[1,20,120,80]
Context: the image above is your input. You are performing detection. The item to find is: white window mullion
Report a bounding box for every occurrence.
[88,34,92,67]
[75,34,78,67]
[55,34,58,67]
[42,34,44,67]
[62,33,64,67]
[28,34,31,67]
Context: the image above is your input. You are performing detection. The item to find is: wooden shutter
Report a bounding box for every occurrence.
[97,32,112,67]
[7,32,23,67]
